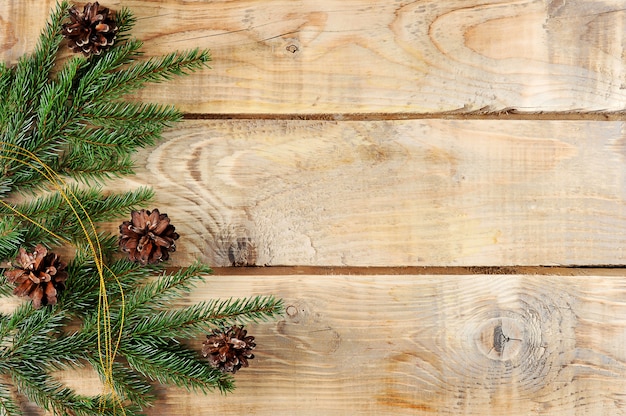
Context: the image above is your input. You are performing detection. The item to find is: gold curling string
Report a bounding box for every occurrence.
[0,142,126,414]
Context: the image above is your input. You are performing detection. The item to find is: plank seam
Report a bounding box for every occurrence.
[209,266,626,276]
[183,112,626,122]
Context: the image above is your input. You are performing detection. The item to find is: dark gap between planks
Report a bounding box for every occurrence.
[208,266,626,276]
[183,112,626,122]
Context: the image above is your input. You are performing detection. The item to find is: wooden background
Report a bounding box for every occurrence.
[4,0,626,414]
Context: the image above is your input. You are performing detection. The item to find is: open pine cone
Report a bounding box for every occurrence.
[202,326,256,373]
[4,245,68,309]
[119,209,179,265]
[61,2,118,56]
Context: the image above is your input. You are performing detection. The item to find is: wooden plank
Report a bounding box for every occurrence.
[103,119,626,266]
[54,273,626,415]
[4,0,626,114]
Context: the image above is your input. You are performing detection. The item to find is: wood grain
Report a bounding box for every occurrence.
[4,1,626,414]
[53,273,626,415]
[103,119,626,267]
[3,0,626,114]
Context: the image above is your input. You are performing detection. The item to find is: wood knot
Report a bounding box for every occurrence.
[228,237,257,266]
[281,38,301,57]
[286,305,298,317]
[476,318,525,361]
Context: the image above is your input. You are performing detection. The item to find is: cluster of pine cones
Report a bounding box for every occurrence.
[4,218,255,372]
[2,206,179,307]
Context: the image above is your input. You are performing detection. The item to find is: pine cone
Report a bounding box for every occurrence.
[4,245,68,309]
[119,209,179,265]
[61,2,118,56]
[202,326,256,373]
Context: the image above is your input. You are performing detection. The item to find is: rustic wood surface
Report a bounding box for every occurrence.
[4,0,626,113]
[4,0,626,415]
[102,119,626,267]
[51,273,626,415]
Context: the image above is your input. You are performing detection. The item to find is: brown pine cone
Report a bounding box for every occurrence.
[202,326,256,373]
[61,2,118,56]
[119,209,179,265]
[4,245,68,309]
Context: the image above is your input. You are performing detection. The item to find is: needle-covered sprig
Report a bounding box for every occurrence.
[0,2,282,415]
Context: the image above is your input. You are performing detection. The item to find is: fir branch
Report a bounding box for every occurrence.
[84,187,155,221]
[29,1,69,77]
[60,154,136,184]
[0,63,13,103]
[0,310,9,332]
[10,368,73,414]
[87,48,211,102]
[62,257,156,319]
[0,62,15,133]
[0,186,153,248]
[129,296,284,338]
[66,123,164,156]
[86,358,155,409]
[114,7,137,39]
[11,366,142,416]
[34,56,84,150]
[0,276,13,299]
[6,186,154,222]
[7,1,67,115]
[120,339,234,394]
[3,1,68,151]
[0,382,22,416]
[120,48,211,83]
[123,263,212,314]
[0,179,12,200]
[0,5,209,194]
[83,101,181,128]
[72,233,120,262]
[73,38,145,104]
[7,306,66,355]
[0,2,282,414]
[206,295,285,326]
[0,220,24,261]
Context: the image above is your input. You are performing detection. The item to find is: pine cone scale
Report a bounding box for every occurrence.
[31,286,44,309]
[138,241,153,264]
[148,210,160,228]
[153,216,170,235]
[36,245,47,262]
[13,279,35,297]
[152,235,172,249]
[17,250,33,269]
[121,224,140,240]
[131,210,146,229]
[95,23,110,32]
[4,269,26,282]
[45,283,57,304]
[129,225,144,235]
